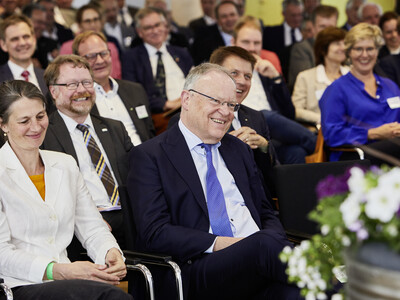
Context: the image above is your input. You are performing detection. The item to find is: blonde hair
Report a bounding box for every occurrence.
[344,22,384,56]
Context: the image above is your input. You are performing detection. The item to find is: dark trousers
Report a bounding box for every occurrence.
[0,279,132,300]
[262,110,317,164]
[188,230,302,300]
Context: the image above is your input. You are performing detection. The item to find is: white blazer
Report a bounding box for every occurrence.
[0,142,121,288]
[292,64,350,125]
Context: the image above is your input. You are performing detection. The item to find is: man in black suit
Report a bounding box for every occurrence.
[0,15,49,96]
[37,0,74,46]
[42,55,133,249]
[262,0,304,79]
[191,0,239,65]
[73,31,155,145]
[188,0,216,34]
[128,62,301,300]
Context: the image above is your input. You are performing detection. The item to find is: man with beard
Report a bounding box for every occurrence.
[42,55,133,250]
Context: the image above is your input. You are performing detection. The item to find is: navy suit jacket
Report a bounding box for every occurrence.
[259,73,295,119]
[379,54,400,88]
[127,123,285,264]
[262,25,285,56]
[0,63,48,95]
[91,79,155,142]
[122,44,193,113]
[190,24,225,65]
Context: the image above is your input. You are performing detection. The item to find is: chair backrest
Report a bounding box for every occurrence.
[274,160,371,238]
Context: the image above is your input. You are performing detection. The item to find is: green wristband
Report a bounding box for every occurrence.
[46,262,54,280]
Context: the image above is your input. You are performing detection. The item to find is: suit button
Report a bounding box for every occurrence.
[187,260,192,264]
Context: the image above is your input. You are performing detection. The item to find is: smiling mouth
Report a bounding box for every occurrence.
[211,118,226,124]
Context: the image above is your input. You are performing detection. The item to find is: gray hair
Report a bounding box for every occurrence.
[346,0,366,11]
[183,63,234,91]
[357,2,382,21]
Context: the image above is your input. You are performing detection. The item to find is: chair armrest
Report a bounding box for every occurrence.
[124,250,172,265]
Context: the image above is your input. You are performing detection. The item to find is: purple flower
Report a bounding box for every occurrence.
[316,173,349,200]
[357,228,369,241]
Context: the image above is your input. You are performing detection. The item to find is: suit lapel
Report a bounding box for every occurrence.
[162,125,209,215]
[48,111,79,162]
[34,67,49,95]
[166,45,186,74]
[41,151,63,205]
[91,116,121,184]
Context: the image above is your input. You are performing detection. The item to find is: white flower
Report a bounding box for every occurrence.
[331,294,343,300]
[300,240,311,251]
[342,235,351,246]
[306,291,316,300]
[347,167,366,195]
[321,225,330,236]
[378,168,400,192]
[316,278,327,291]
[386,224,398,237]
[282,246,292,255]
[365,187,400,223]
[340,193,361,228]
[317,292,327,300]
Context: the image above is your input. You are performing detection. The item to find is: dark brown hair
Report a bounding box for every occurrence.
[210,46,256,70]
[314,26,346,66]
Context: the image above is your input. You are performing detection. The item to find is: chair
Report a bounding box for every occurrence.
[0,278,13,300]
[273,160,371,243]
[305,129,365,163]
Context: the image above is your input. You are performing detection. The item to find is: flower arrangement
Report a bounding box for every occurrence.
[279,165,400,300]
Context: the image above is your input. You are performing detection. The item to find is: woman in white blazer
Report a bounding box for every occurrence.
[0,81,132,299]
[292,27,349,126]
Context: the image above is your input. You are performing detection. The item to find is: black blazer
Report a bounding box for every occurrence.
[190,24,225,65]
[42,111,133,188]
[91,79,155,142]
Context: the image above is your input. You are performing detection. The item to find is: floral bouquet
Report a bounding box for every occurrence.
[279,165,400,300]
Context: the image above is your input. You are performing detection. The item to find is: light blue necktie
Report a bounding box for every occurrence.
[201,143,233,237]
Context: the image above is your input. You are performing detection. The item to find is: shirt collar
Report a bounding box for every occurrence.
[58,110,94,134]
[94,77,119,96]
[8,60,34,75]
[178,119,221,152]
[218,26,233,46]
[144,42,167,56]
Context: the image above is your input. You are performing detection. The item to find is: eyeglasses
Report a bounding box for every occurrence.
[140,22,164,32]
[83,50,111,63]
[81,17,101,24]
[51,80,94,90]
[189,89,240,112]
[351,46,377,56]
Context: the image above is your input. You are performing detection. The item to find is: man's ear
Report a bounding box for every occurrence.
[181,90,190,111]
[0,39,8,53]
[49,85,58,103]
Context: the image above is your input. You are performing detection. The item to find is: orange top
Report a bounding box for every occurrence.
[30,174,45,201]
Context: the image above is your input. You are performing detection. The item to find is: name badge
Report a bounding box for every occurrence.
[387,96,400,109]
[135,105,149,119]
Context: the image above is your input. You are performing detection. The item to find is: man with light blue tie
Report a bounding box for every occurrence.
[127,63,302,299]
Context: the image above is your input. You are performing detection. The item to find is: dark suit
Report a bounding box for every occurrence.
[288,37,315,90]
[0,63,48,95]
[54,22,74,46]
[259,73,295,119]
[127,124,299,299]
[188,16,207,34]
[42,111,134,248]
[262,24,299,80]
[190,24,225,65]
[122,44,193,113]
[379,54,400,88]
[91,79,155,142]
[237,105,279,197]
[34,36,58,69]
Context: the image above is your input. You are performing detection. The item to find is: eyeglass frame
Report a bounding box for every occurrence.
[82,50,111,63]
[350,46,377,56]
[51,80,94,90]
[188,89,240,112]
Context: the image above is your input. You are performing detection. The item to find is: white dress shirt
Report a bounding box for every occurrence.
[94,79,141,146]
[0,143,120,288]
[179,120,260,241]
[218,27,233,46]
[58,111,120,210]
[8,61,41,91]
[242,71,271,111]
[283,22,302,46]
[144,42,186,101]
